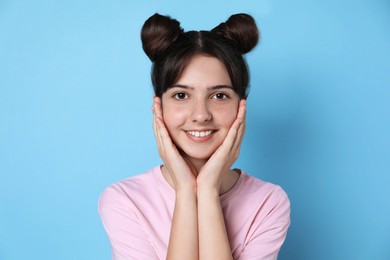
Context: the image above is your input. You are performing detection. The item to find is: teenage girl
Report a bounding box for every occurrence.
[99,13,290,260]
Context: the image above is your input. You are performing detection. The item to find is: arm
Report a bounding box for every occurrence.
[167,188,198,260]
[197,188,233,259]
[197,100,246,260]
[153,97,199,260]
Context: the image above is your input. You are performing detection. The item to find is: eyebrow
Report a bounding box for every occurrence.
[171,84,234,90]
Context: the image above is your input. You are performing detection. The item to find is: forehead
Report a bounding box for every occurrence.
[175,55,232,88]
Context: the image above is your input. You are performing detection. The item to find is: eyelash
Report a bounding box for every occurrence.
[212,93,229,100]
[172,92,230,100]
[173,92,189,100]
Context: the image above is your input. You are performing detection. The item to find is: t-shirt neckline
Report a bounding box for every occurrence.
[153,165,246,203]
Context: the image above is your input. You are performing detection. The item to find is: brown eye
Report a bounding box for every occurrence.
[174,92,188,100]
[212,93,228,100]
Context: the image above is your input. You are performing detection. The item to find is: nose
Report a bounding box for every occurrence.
[191,99,212,123]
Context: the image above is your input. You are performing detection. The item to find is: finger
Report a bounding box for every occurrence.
[155,115,177,157]
[231,99,246,132]
[232,100,247,150]
[236,99,246,124]
[153,97,173,151]
[153,97,182,163]
[152,99,167,157]
[153,113,166,157]
[153,96,163,118]
[231,118,245,154]
[224,119,241,150]
[152,97,166,142]
[221,99,246,150]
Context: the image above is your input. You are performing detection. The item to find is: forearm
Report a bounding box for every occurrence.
[197,188,233,260]
[166,188,198,260]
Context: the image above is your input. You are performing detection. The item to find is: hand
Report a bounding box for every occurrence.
[153,97,197,191]
[197,99,246,192]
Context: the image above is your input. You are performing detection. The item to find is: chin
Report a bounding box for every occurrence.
[174,139,222,162]
[180,148,216,162]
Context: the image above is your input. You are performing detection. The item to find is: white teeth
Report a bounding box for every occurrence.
[187,130,213,137]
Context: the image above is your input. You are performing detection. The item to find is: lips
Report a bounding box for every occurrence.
[184,129,217,143]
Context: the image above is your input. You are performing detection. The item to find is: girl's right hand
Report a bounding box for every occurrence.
[152,97,197,192]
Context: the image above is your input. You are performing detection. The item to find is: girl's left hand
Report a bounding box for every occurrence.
[196,99,246,192]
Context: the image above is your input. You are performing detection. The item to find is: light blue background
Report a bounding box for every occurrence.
[1,1,389,259]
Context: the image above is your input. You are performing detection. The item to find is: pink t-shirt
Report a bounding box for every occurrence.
[98,166,290,260]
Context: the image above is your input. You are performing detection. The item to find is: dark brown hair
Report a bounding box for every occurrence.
[141,13,259,98]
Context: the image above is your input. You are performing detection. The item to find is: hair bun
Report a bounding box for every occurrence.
[141,13,184,61]
[212,13,259,54]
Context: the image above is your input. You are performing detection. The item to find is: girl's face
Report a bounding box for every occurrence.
[161,55,240,162]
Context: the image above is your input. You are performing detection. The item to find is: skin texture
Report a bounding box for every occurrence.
[152,54,247,260]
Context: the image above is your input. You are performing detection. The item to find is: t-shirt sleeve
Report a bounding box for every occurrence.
[98,185,159,260]
[238,187,291,260]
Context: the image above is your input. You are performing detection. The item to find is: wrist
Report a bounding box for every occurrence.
[196,178,221,194]
[175,185,198,195]
[196,185,220,198]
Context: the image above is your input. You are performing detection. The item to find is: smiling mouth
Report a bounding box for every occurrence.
[186,130,215,138]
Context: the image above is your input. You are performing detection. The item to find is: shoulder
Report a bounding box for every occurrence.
[240,171,289,199]
[238,171,290,223]
[228,172,291,259]
[98,166,160,210]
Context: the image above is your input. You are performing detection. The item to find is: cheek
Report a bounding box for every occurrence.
[215,104,238,127]
[162,106,187,131]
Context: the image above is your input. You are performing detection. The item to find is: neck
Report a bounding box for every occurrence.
[184,156,240,195]
[161,156,240,195]
[185,157,207,175]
